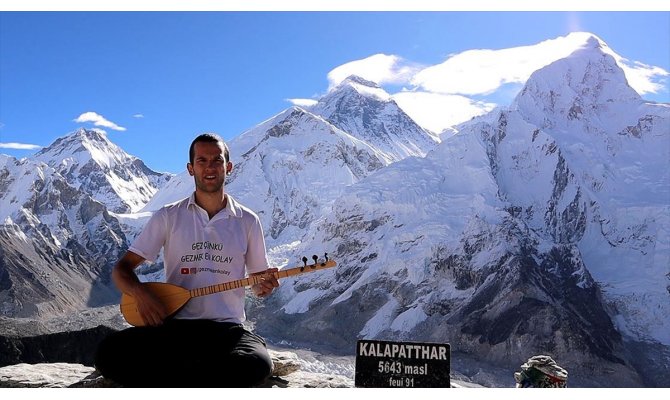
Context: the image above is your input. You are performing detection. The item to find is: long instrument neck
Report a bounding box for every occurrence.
[188,265,319,298]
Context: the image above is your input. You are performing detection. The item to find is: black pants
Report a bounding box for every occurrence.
[94,319,273,387]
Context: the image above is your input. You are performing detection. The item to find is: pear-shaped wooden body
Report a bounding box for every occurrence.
[120,282,192,327]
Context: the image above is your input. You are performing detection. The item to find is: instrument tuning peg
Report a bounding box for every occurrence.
[311,255,318,268]
[301,256,308,271]
[324,253,329,263]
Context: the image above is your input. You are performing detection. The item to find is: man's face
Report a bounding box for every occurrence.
[187,141,232,194]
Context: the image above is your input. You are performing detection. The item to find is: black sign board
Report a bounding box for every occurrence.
[355,339,451,388]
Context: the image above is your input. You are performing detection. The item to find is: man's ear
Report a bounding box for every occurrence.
[226,161,233,176]
[187,163,194,176]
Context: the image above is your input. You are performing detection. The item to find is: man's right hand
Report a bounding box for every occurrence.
[113,251,169,327]
[131,285,170,327]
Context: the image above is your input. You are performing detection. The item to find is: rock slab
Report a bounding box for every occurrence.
[0,350,354,388]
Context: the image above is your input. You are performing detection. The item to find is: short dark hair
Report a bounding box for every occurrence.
[189,133,230,164]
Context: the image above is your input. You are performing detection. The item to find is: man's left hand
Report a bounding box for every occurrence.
[251,267,279,297]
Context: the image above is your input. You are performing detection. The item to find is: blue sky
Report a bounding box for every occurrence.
[1,10,668,174]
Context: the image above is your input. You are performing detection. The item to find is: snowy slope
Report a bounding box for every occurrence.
[227,107,391,242]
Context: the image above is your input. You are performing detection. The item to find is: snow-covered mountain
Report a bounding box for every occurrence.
[510,36,670,345]
[33,128,172,213]
[0,129,172,318]
[308,75,440,162]
[225,107,391,242]
[0,154,123,317]
[247,35,669,387]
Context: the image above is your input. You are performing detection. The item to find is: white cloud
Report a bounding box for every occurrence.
[327,54,421,90]
[411,32,669,97]
[0,142,42,150]
[133,114,145,118]
[74,111,126,131]
[393,91,496,134]
[610,58,669,96]
[411,33,591,95]
[286,98,319,107]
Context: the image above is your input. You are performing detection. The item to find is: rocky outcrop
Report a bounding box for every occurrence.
[0,350,353,388]
[0,325,116,368]
[0,322,354,388]
[0,363,118,388]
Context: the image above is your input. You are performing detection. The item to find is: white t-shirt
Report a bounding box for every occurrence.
[129,193,269,323]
